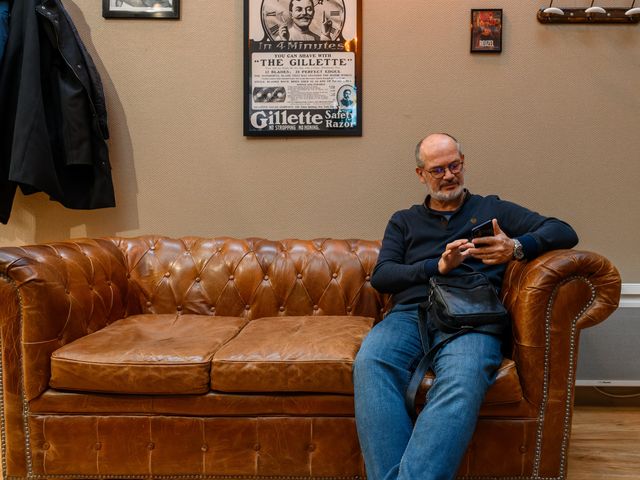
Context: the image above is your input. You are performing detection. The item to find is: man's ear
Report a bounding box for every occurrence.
[416,168,427,185]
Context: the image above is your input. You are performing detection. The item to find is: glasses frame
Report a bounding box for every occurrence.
[422,160,464,179]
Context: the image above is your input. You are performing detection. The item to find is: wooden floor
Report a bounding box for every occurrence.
[567,406,640,479]
[0,406,637,479]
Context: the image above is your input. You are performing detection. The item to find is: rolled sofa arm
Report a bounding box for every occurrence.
[501,249,620,477]
[0,239,135,476]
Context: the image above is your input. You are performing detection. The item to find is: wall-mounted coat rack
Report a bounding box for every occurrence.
[538,0,640,23]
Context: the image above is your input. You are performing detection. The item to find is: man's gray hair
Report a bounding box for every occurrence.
[414,133,463,168]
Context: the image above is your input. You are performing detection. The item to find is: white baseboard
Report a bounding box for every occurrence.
[621,283,640,308]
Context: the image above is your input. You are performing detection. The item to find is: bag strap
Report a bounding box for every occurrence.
[404,305,466,422]
[403,304,504,422]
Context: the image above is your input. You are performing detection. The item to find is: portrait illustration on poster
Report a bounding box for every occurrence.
[244,0,362,136]
[260,0,346,42]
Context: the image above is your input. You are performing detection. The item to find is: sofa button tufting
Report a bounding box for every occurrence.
[313,305,319,310]
[519,445,527,453]
[201,444,208,452]
[146,301,152,307]
[245,305,251,310]
[229,275,234,281]
[347,306,352,312]
[307,443,316,452]
[332,273,338,279]
[195,277,201,283]
[296,273,303,279]
[365,275,371,281]
[177,306,182,312]
[264,275,269,281]
[95,442,102,451]
[42,442,50,450]
[147,442,155,450]
[253,443,261,451]
[164,272,170,278]
[279,306,285,312]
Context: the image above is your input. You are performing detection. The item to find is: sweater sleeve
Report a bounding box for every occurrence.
[371,213,439,294]
[495,197,579,260]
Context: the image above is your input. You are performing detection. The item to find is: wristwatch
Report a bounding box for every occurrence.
[512,238,525,261]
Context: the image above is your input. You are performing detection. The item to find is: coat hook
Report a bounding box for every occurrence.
[626,0,640,15]
[543,0,565,15]
[585,0,607,14]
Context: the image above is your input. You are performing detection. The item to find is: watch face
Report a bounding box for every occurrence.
[260,0,346,41]
[514,241,525,260]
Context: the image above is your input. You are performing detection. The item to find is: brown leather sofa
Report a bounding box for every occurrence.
[0,236,620,479]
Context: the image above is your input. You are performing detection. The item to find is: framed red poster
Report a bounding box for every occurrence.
[471,9,502,53]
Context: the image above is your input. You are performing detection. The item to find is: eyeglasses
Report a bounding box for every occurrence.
[422,160,464,179]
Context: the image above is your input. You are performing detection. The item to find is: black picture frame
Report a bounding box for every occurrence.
[243,0,363,137]
[470,9,502,53]
[102,0,180,19]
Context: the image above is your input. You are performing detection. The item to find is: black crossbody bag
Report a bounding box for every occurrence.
[404,267,510,421]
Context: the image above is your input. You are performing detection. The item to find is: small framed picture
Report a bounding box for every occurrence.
[470,9,502,53]
[102,0,180,19]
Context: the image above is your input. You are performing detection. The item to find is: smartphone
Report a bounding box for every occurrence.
[471,219,494,239]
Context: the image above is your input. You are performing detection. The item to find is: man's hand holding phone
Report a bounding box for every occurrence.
[468,218,515,265]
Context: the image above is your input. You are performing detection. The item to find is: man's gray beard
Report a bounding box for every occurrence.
[429,184,465,203]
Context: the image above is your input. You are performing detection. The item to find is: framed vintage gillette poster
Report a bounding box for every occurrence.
[244,0,362,136]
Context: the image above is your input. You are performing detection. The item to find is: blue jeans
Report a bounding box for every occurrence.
[353,303,503,480]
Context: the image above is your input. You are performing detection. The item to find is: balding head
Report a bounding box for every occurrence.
[415,133,462,168]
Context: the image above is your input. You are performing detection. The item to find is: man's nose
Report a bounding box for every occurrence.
[442,168,455,181]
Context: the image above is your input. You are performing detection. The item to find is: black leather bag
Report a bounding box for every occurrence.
[404,270,509,420]
[426,272,509,334]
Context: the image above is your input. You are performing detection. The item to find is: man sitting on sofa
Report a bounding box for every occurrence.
[353,132,578,480]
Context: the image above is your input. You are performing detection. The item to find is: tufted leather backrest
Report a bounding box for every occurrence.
[109,236,391,322]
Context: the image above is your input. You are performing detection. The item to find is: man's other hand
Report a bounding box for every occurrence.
[438,239,474,274]
[468,219,514,265]
[279,24,290,40]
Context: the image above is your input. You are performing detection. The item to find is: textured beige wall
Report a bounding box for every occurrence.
[1,0,639,281]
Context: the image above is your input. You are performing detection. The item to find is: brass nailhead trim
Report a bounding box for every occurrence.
[14,476,364,479]
[0,277,8,480]
[0,273,34,479]
[531,275,596,479]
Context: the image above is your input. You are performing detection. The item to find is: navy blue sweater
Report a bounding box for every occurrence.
[371,191,579,305]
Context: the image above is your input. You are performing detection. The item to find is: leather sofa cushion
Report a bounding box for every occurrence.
[50,315,248,394]
[211,316,374,394]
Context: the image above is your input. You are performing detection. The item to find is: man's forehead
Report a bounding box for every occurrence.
[422,136,458,157]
